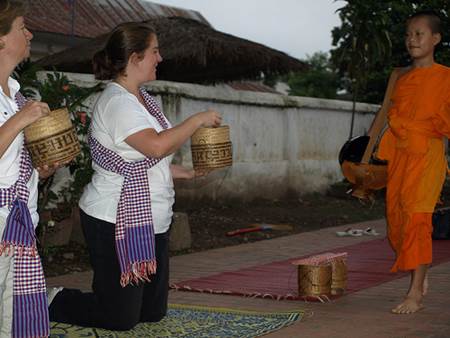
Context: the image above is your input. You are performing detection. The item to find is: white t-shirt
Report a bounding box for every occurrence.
[79,83,174,234]
[0,77,39,227]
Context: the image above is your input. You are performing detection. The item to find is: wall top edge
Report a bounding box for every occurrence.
[42,71,379,114]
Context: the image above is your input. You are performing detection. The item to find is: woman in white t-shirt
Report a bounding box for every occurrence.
[0,2,58,337]
[49,22,221,331]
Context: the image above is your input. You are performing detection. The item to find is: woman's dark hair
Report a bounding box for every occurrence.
[407,10,442,34]
[92,22,156,80]
[0,0,26,37]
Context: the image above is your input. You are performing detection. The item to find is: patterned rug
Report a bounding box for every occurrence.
[50,304,303,338]
[170,239,450,302]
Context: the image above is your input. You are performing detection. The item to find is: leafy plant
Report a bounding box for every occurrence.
[331,0,450,104]
[14,68,103,248]
[12,59,41,98]
[65,109,94,205]
[331,0,392,138]
[286,52,340,99]
[34,72,101,111]
[41,73,101,249]
[30,72,102,210]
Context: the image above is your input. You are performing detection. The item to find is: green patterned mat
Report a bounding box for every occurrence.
[50,303,303,338]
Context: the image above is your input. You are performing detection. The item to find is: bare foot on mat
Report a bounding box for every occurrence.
[391,296,424,314]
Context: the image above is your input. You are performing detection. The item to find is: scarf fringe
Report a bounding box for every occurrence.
[120,260,157,287]
[0,242,37,257]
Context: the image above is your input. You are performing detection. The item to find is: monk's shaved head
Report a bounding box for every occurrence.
[407,10,442,34]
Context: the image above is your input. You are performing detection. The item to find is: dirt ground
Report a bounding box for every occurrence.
[41,182,392,277]
[177,184,387,253]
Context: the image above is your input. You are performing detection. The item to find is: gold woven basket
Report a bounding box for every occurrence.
[191,125,232,170]
[298,264,332,296]
[24,107,80,168]
[330,259,347,295]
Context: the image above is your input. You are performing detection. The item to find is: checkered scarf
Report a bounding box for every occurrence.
[0,92,49,338]
[89,88,169,287]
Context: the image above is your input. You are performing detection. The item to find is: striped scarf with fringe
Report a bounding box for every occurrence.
[0,92,49,338]
[89,88,169,286]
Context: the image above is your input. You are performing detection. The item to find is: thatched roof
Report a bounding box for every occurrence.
[36,17,307,83]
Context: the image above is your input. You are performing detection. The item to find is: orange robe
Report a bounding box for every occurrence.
[377,63,450,272]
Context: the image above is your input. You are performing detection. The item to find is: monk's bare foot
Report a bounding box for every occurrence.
[391,295,424,314]
[422,273,429,296]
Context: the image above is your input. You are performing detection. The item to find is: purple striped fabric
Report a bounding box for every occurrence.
[138,88,169,129]
[89,88,169,287]
[0,92,49,338]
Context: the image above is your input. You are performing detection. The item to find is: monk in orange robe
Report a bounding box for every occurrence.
[377,11,450,314]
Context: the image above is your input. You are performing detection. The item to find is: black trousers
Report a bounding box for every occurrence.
[49,210,169,331]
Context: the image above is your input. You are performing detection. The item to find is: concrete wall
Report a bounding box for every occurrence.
[61,72,379,201]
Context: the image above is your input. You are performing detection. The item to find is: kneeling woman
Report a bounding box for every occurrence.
[49,22,221,330]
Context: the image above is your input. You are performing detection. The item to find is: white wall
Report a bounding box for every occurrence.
[61,72,378,201]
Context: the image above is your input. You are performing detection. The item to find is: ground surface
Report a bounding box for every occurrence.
[177,184,386,253]
[41,182,390,277]
[47,218,450,338]
[40,181,450,277]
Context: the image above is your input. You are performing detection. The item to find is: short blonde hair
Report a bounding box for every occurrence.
[0,1,26,37]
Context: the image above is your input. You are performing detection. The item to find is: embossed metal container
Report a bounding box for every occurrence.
[191,126,232,170]
[24,107,80,168]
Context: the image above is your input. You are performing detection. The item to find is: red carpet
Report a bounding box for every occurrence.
[170,239,450,301]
